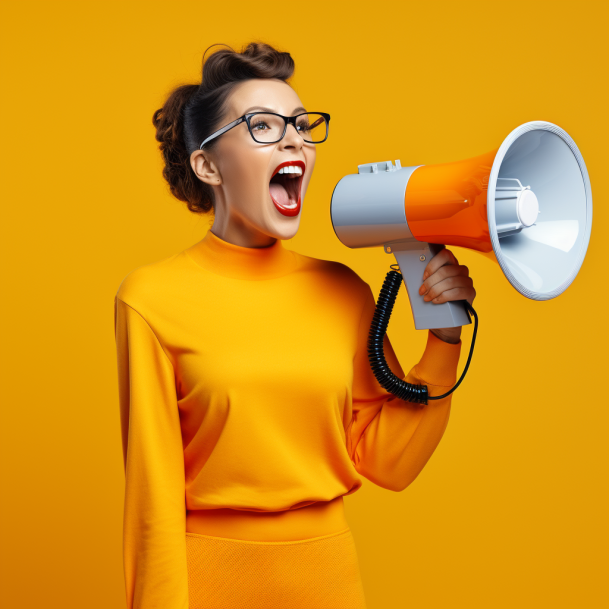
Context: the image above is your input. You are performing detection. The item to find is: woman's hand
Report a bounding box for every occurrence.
[418,247,476,344]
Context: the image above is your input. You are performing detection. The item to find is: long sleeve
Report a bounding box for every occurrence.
[347,285,463,492]
[114,296,189,609]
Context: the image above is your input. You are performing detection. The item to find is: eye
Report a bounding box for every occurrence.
[296,120,311,133]
[251,119,271,131]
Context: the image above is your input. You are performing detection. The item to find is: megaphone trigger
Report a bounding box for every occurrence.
[386,240,471,330]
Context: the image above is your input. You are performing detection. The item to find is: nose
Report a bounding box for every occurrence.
[280,122,303,150]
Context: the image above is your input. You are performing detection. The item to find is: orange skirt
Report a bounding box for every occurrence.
[185,526,368,609]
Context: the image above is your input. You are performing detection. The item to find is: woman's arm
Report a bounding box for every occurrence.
[114,296,189,609]
[348,244,476,492]
[348,286,463,492]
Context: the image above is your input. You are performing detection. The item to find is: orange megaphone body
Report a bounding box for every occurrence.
[404,150,498,264]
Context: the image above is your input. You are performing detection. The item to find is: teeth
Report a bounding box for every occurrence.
[277,165,303,176]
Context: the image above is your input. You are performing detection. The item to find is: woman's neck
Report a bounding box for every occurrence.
[211,214,277,249]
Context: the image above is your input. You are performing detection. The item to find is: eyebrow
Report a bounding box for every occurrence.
[242,105,307,115]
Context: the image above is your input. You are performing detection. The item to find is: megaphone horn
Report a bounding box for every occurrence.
[330,121,593,331]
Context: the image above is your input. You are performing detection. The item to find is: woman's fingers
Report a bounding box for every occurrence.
[422,275,475,303]
[419,264,470,295]
[419,247,476,306]
[422,247,459,280]
[427,285,477,306]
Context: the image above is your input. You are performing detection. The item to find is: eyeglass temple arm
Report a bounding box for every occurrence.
[199,116,245,149]
[286,114,327,134]
[308,117,325,129]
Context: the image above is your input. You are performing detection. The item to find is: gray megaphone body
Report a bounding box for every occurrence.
[330,121,593,330]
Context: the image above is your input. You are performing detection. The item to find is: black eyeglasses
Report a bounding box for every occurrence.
[199,112,330,149]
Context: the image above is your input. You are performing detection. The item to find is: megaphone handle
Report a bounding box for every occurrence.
[390,241,472,330]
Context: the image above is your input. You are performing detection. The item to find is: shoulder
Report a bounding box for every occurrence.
[115,251,182,312]
[291,250,371,298]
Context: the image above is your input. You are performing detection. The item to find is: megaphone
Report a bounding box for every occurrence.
[331,121,592,405]
[331,121,593,331]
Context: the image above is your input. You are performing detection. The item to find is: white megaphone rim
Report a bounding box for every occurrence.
[487,120,592,301]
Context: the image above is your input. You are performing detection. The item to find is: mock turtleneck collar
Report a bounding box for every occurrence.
[184,230,300,280]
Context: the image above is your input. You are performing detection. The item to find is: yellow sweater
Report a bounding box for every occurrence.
[114,230,462,609]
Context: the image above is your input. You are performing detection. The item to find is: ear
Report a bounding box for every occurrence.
[190,149,222,186]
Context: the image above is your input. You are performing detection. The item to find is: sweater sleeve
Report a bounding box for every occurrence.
[347,285,463,492]
[114,296,189,609]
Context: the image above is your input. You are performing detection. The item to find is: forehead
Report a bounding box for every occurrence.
[227,79,304,117]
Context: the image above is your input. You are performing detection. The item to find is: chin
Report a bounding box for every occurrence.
[268,215,301,241]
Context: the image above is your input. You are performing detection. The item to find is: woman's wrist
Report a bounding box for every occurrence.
[430,328,461,344]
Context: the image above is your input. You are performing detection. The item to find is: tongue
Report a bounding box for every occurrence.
[269,182,290,206]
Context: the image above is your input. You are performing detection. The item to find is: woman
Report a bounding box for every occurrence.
[114,42,476,609]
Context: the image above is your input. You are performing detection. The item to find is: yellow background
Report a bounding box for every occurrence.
[1,1,607,607]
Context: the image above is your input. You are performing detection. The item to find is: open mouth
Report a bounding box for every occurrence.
[269,161,305,217]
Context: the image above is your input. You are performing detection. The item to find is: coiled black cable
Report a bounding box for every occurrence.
[367,269,478,405]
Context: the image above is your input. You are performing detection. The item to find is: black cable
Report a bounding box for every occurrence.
[367,269,478,405]
[367,271,429,404]
[429,299,477,401]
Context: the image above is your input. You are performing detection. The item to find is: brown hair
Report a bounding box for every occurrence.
[152,42,295,214]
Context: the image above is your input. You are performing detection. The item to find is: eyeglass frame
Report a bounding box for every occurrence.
[199,111,331,149]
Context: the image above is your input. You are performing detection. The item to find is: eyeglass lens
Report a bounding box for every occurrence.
[249,113,327,143]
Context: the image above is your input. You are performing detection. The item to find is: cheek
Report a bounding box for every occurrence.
[223,155,270,215]
[302,149,317,193]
